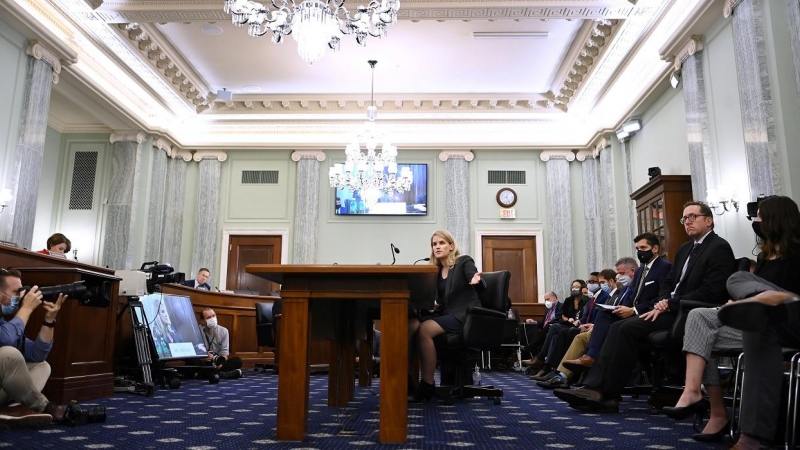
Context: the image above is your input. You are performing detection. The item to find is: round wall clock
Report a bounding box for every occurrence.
[496,187,517,208]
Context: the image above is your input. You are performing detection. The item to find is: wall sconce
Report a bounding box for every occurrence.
[670,70,682,89]
[0,189,11,213]
[615,119,642,142]
[707,188,739,215]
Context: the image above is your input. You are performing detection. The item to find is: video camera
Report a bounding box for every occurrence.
[139,261,185,293]
[746,195,768,221]
[23,281,112,307]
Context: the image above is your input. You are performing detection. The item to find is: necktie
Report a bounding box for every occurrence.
[632,267,649,307]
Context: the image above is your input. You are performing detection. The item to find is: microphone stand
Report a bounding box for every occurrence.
[413,258,430,265]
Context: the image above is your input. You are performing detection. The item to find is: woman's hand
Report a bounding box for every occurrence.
[469,272,483,285]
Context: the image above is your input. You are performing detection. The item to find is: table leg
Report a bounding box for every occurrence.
[379,298,408,443]
[329,301,355,406]
[276,298,310,441]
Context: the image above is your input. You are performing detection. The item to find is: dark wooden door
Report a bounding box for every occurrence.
[226,235,282,294]
[481,236,537,303]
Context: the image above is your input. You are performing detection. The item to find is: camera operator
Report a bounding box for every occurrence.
[200,308,242,379]
[0,268,67,428]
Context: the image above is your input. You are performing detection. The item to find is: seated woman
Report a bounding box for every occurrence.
[408,229,484,403]
[663,195,800,443]
[37,233,71,256]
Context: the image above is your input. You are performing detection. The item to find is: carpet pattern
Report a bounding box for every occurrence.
[0,371,723,449]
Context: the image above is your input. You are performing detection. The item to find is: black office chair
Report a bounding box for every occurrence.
[255,301,279,373]
[434,270,511,404]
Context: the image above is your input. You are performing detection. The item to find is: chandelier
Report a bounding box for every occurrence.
[222,0,401,65]
[329,60,412,207]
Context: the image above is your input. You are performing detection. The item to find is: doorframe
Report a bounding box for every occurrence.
[473,228,546,302]
[219,228,289,291]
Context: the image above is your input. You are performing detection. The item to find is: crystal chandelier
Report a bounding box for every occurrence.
[329,60,412,207]
[223,0,401,65]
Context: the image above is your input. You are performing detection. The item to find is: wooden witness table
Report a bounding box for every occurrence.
[246,264,437,444]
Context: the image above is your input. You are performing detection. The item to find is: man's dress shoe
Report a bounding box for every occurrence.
[562,355,594,373]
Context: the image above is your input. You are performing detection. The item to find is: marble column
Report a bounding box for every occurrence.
[291,151,325,264]
[144,138,171,262]
[598,142,617,268]
[576,151,602,272]
[160,149,191,268]
[191,151,226,275]
[676,39,713,201]
[620,140,638,250]
[439,151,473,255]
[786,0,800,109]
[102,132,146,270]
[727,0,781,198]
[6,42,61,248]
[541,150,575,296]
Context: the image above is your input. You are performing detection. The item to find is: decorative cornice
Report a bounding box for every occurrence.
[192,150,227,162]
[153,136,173,155]
[110,131,146,143]
[539,150,576,162]
[27,41,63,84]
[673,36,703,71]
[291,150,326,162]
[171,148,193,161]
[438,150,474,162]
[723,0,744,19]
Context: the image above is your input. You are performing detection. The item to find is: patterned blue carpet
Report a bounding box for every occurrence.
[0,370,724,449]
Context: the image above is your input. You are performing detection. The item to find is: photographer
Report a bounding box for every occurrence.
[0,268,66,428]
[200,308,242,379]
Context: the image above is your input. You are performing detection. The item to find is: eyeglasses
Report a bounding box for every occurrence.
[680,213,710,225]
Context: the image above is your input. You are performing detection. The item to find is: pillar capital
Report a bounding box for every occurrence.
[673,36,704,71]
[723,0,743,18]
[291,150,326,162]
[153,136,173,155]
[192,150,227,162]
[26,41,63,84]
[438,150,474,162]
[575,150,596,161]
[539,150,575,162]
[171,148,192,162]
[110,132,146,144]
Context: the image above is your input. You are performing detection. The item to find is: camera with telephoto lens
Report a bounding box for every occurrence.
[211,353,226,366]
[62,400,107,426]
[23,281,112,307]
[138,261,185,294]
[746,195,768,221]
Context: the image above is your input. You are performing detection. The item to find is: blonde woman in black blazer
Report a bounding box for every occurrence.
[408,229,485,403]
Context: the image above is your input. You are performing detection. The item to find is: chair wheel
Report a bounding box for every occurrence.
[493,397,501,405]
[208,373,220,384]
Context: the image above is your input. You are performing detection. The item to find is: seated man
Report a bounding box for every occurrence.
[520,291,560,366]
[0,268,67,428]
[199,308,243,379]
[184,268,211,291]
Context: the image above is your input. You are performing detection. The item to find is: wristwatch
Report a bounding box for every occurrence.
[42,319,56,328]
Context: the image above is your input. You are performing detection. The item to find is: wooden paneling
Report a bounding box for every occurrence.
[481,236,538,303]
[226,235,282,294]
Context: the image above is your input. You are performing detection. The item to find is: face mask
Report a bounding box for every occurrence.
[544,300,554,309]
[637,249,654,264]
[617,275,632,287]
[587,283,600,294]
[600,284,611,294]
[570,288,580,296]
[752,221,765,239]
[1,296,20,315]
[205,317,217,328]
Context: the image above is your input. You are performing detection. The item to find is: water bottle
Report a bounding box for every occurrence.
[507,309,514,319]
[472,365,482,386]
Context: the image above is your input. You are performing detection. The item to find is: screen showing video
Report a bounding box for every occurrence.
[334,163,428,216]
[140,293,207,361]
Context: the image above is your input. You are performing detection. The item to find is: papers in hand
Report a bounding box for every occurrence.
[596,303,619,310]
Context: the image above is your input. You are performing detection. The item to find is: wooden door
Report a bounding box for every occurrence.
[482,236,537,303]
[226,235,282,294]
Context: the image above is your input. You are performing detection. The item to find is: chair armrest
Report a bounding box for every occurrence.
[670,300,720,345]
[679,300,719,312]
[465,305,506,320]
[462,306,507,351]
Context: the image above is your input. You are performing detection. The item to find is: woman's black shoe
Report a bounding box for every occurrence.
[663,398,709,420]
[408,380,435,403]
[692,420,730,442]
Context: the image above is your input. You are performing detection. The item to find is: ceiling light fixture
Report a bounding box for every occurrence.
[329,60,412,207]
[223,0,401,65]
[615,119,642,142]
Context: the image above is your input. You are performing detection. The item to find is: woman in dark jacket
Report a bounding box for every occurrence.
[408,229,484,402]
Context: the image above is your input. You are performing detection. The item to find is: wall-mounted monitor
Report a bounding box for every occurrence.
[333,163,428,216]
[139,293,207,361]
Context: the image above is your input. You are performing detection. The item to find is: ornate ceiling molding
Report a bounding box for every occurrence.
[192,150,228,162]
[539,150,576,162]
[672,36,703,71]
[27,40,66,84]
[438,150,474,162]
[110,131,146,143]
[290,150,326,162]
[723,0,744,19]
[576,135,610,160]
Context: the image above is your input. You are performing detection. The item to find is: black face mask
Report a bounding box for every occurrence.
[570,288,580,296]
[752,221,765,239]
[637,248,654,264]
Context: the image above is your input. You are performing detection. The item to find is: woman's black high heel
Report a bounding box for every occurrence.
[692,420,731,442]
[408,380,435,403]
[662,398,709,420]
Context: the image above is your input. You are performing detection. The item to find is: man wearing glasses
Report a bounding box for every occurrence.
[555,201,735,412]
[0,268,67,428]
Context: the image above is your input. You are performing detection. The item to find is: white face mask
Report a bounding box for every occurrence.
[205,317,217,328]
[544,300,554,309]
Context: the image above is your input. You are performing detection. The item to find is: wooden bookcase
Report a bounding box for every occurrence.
[630,175,693,263]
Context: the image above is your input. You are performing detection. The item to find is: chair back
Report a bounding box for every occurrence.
[477,271,511,312]
[255,302,276,347]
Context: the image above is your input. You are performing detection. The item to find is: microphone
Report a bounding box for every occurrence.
[413,257,430,265]
[214,286,220,292]
[390,243,400,265]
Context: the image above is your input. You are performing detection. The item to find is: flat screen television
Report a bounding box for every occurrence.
[333,163,428,216]
[139,293,207,361]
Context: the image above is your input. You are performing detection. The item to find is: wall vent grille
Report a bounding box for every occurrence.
[487,170,526,185]
[242,170,279,184]
[68,151,98,210]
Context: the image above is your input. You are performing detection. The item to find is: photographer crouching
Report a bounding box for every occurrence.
[200,308,242,380]
[0,268,66,429]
